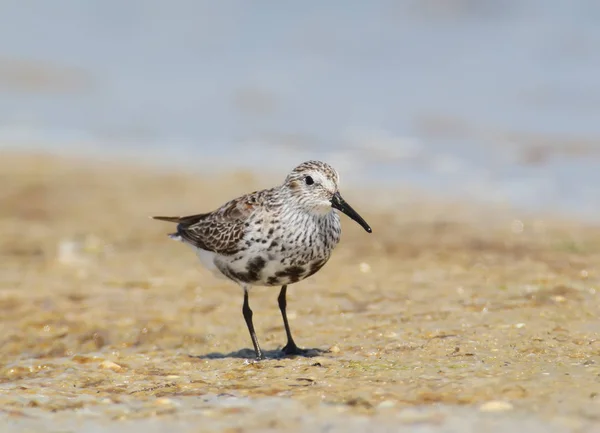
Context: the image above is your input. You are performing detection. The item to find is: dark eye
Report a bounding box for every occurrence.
[304,176,314,185]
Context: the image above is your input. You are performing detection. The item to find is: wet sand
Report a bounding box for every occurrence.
[1,152,600,432]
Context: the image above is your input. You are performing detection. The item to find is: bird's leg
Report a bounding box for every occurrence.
[278,285,304,355]
[242,288,264,360]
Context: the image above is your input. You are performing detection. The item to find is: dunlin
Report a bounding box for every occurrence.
[152,160,372,359]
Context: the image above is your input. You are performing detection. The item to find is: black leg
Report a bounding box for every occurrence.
[242,289,264,360]
[278,285,304,355]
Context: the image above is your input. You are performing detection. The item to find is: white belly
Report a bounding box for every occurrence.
[187,245,228,280]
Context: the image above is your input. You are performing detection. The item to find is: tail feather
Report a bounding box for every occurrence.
[151,212,209,246]
[150,213,208,226]
[150,215,182,223]
[150,215,185,242]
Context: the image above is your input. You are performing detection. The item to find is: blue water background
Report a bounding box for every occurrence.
[1,0,599,218]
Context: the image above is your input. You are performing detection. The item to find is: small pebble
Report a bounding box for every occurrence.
[329,345,340,353]
[72,355,103,364]
[378,400,395,409]
[57,240,85,265]
[479,400,514,412]
[99,360,123,372]
[155,398,174,406]
[359,263,371,273]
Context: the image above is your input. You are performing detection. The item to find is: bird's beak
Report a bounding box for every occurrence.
[330,192,372,233]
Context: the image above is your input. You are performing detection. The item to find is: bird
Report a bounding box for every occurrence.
[151,160,372,360]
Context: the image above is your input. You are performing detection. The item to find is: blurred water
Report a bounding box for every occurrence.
[0,0,599,218]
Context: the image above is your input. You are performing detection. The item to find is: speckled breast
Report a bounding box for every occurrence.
[216,211,341,287]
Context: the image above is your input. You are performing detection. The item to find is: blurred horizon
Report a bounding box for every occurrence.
[1,0,599,218]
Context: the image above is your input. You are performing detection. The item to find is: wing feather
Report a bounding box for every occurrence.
[151,192,265,255]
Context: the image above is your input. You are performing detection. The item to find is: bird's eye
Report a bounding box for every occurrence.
[305,176,314,185]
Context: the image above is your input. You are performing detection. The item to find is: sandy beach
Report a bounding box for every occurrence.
[1,152,600,432]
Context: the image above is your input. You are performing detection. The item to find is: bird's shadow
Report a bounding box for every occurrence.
[192,347,329,360]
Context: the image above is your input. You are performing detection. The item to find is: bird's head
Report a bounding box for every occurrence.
[283,160,372,233]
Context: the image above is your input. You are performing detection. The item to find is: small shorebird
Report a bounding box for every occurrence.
[152,160,372,359]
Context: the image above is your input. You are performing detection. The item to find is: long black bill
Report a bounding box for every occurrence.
[331,192,372,233]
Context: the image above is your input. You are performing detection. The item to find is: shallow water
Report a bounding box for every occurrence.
[1,1,600,218]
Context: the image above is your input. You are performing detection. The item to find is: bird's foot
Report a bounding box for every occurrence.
[281,342,307,356]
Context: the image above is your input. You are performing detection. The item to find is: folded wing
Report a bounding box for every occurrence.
[152,197,257,255]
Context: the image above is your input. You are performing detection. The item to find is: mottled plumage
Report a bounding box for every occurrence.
[152,160,372,359]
